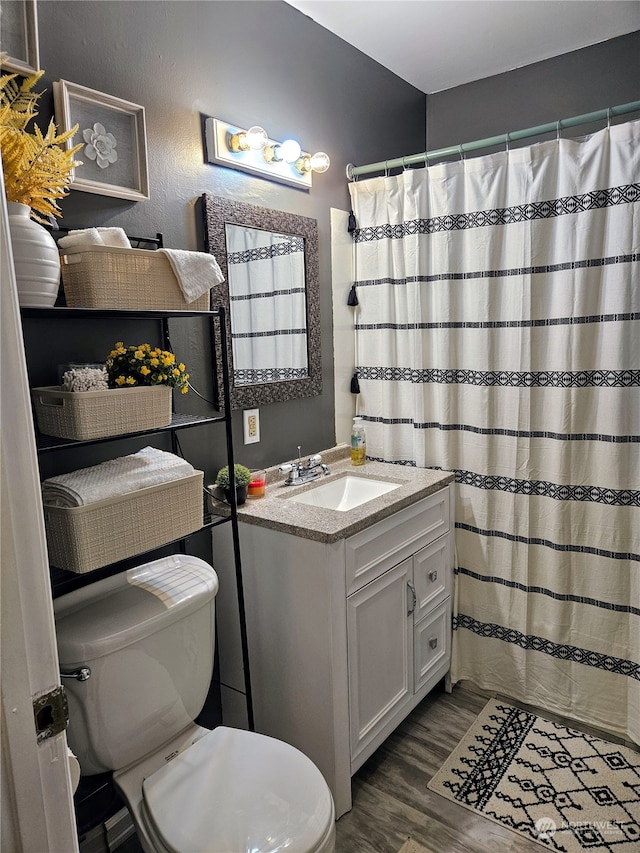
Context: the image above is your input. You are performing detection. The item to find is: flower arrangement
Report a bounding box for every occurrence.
[0,60,83,223]
[105,342,190,393]
[215,464,251,489]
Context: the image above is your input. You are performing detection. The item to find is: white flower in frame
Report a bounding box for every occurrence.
[82,122,118,169]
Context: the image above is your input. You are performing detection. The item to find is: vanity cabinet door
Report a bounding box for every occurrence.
[347,558,413,766]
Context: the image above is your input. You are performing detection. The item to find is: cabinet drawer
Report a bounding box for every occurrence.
[414,598,451,693]
[346,487,450,595]
[413,533,451,622]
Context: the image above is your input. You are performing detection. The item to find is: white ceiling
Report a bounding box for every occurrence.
[285,1,640,94]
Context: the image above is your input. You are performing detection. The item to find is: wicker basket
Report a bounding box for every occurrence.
[31,385,173,440]
[43,472,204,573]
[59,246,210,311]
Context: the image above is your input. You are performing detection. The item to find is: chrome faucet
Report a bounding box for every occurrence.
[279,447,330,486]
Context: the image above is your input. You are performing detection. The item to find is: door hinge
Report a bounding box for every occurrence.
[33,685,69,743]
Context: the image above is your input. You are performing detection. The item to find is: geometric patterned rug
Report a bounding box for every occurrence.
[427,700,640,852]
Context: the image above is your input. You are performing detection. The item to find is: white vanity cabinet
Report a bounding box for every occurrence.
[347,534,452,768]
[213,480,453,819]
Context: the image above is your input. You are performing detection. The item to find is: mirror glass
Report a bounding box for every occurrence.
[202,194,321,409]
[225,223,308,386]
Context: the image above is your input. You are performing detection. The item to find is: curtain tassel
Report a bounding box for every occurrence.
[350,372,361,394]
[348,210,357,233]
[347,284,359,306]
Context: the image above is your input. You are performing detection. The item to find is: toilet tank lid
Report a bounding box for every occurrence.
[54,555,218,664]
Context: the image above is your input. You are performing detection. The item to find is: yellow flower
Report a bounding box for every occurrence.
[181,386,189,394]
[105,341,189,393]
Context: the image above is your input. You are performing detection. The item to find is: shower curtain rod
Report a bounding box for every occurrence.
[346,100,640,180]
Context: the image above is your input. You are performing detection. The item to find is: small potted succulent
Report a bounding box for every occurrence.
[215,463,251,506]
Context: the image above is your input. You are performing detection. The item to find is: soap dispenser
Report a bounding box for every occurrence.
[351,417,366,466]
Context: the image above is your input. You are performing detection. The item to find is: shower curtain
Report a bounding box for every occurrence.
[348,120,639,744]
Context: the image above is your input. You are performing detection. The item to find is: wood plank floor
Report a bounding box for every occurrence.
[334,680,543,853]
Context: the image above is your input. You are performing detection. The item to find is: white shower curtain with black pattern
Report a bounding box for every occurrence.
[348,120,639,745]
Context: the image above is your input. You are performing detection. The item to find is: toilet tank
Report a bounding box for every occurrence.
[54,555,219,775]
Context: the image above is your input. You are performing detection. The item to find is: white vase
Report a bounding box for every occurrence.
[7,201,61,307]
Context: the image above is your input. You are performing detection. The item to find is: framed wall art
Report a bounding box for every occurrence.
[53,80,150,201]
[0,0,40,75]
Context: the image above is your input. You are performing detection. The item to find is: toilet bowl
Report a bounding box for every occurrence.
[54,555,336,853]
[115,723,335,853]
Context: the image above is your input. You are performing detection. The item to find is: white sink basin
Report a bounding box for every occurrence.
[288,475,400,512]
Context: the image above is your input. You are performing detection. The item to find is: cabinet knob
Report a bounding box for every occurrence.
[428,570,438,583]
[429,637,438,650]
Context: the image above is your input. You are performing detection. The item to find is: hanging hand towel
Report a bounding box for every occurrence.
[158,248,225,304]
[42,446,195,507]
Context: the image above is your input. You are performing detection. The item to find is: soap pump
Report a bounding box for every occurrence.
[351,417,366,466]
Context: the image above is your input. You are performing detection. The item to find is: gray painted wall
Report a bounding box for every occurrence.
[427,31,639,151]
[35,0,426,478]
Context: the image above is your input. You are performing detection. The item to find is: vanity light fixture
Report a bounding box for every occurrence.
[205,116,330,190]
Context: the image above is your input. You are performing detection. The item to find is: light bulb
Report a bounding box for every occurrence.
[244,125,268,150]
[276,139,302,163]
[229,125,267,152]
[310,152,330,173]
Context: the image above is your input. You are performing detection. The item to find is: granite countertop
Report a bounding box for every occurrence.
[209,445,454,544]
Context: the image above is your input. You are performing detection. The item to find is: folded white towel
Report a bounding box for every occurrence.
[57,228,104,249]
[96,227,131,248]
[57,227,131,251]
[158,248,224,304]
[42,447,195,508]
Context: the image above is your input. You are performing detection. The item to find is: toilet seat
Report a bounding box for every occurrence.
[140,726,335,853]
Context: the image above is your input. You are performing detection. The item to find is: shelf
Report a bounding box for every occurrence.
[50,513,230,598]
[36,412,225,453]
[21,306,218,319]
[25,297,250,719]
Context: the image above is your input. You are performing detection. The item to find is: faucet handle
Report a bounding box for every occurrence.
[279,462,299,484]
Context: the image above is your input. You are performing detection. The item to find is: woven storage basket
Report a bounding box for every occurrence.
[43,472,204,573]
[31,385,173,441]
[59,246,210,311]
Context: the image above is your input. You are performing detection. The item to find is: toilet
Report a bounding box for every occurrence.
[54,555,336,853]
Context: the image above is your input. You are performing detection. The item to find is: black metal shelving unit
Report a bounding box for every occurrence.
[21,303,254,732]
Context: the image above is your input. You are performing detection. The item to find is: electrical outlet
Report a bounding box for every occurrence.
[243,408,260,444]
